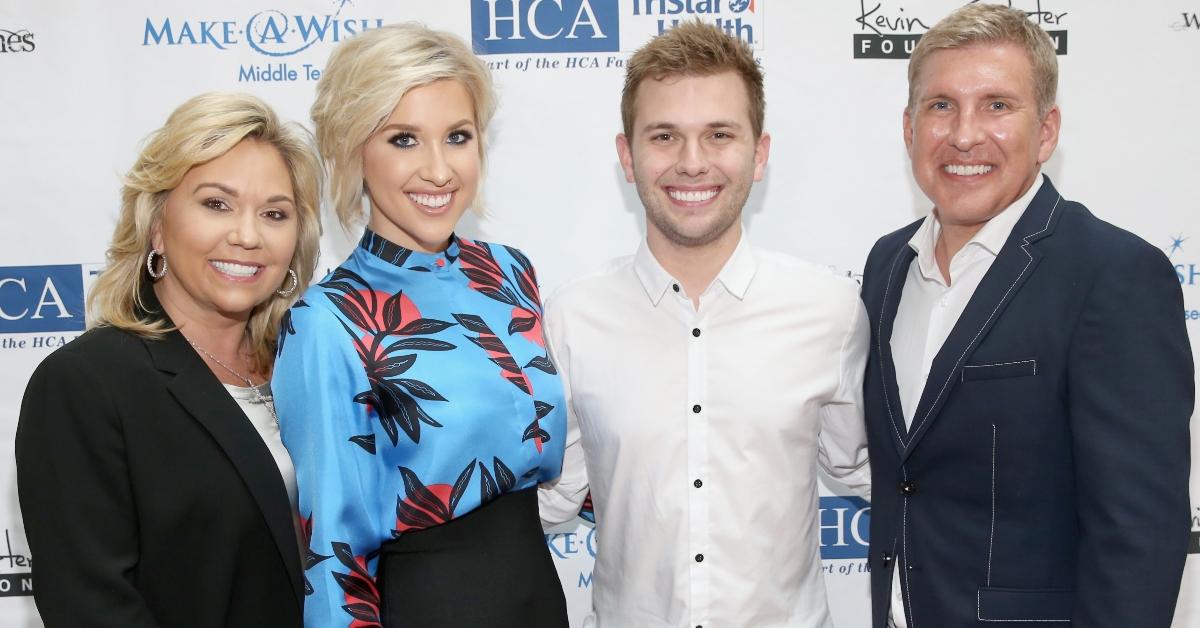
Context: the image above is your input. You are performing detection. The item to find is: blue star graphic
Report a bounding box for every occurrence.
[1168,235,1187,257]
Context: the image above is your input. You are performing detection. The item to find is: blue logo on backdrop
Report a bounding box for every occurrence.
[819,495,870,559]
[0,265,86,334]
[142,2,383,58]
[1166,235,1200,323]
[471,0,619,54]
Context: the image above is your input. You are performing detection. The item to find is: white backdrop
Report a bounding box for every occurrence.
[1,1,1198,626]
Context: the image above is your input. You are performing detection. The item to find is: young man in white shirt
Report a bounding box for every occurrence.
[538,22,871,628]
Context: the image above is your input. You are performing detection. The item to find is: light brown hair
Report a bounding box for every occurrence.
[621,21,765,138]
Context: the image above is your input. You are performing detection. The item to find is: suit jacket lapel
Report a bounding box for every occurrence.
[901,178,1064,462]
[874,241,919,455]
[144,329,305,607]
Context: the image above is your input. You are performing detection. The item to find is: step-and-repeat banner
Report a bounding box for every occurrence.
[1,2,1198,626]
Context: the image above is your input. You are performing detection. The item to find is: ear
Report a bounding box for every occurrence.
[615,133,635,183]
[752,132,771,182]
[902,107,914,156]
[1036,104,1061,164]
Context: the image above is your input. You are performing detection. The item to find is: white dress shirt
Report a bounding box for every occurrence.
[887,174,1043,628]
[539,233,871,628]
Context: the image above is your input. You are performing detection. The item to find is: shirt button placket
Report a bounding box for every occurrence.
[685,310,709,626]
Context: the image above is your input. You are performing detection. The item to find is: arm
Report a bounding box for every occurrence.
[1067,243,1193,627]
[537,295,591,527]
[275,303,388,628]
[817,292,872,500]
[15,348,163,628]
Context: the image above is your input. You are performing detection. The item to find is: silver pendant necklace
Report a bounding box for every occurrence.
[186,339,279,426]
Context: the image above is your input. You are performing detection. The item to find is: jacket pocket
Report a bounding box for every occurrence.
[977,586,1072,622]
[961,358,1037,382]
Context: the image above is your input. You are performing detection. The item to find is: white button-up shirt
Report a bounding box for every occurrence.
[887,174,1043,628]
[539,234,871,628]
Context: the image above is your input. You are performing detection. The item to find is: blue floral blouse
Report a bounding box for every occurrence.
[273,230,566,627]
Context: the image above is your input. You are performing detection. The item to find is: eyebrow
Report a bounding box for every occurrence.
[639,120,744,133]
[379,119,476,133]
[194,182,294,205]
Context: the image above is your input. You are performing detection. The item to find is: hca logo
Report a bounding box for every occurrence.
[0,265,87,334]
[472,0,619,54]
[819,495,870,559]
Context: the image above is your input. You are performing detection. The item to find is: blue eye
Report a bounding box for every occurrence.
[989,101,1008,111]
[447,129,474,145]
[388,132,418,148]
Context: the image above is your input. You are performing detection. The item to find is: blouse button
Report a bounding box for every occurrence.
[435,258,446,268]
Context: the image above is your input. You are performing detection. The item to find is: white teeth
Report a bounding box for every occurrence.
[408,192,452,208]
[668,188,719,203]
[944,164,993,176]
[211,261,259,277]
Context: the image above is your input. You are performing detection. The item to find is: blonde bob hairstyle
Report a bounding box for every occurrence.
[87,91,323,373]
[311,22,497,231]
[908,3,1058,117]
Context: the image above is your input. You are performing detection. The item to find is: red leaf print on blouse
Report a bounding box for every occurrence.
[320,266,459,447]
[393,461,475,534]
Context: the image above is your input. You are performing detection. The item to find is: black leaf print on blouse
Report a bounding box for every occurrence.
[330,541,380,625]
[493,457,516,493]
[277,298,309,356]
[300,512,332,596]
[320,271,457,448]
[393,461,476,536]
[478,463,499,505]
[524,355,557,374]
[349,434,376,454]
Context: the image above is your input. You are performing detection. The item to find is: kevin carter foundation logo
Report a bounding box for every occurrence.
[853,1,1069,59]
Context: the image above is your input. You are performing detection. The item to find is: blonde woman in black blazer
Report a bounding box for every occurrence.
[15,92,322,628]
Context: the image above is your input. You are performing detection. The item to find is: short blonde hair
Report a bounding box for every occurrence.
[311,22,497,231]
[88,91,322,373]
[621,20,765,139]
[908,3,1058,116]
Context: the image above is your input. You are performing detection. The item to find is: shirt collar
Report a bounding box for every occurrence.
[633,230,757,306]
[358,228,462,271]
[908,171,1045,278]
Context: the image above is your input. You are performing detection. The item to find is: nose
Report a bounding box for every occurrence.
[674,138,710,177]
[227,209,263,249]
[949,109,985,152]
[419,144,454,187]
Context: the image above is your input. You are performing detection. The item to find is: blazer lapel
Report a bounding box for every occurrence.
[901,178,1065,462]
[874,240,919,455]
[144,329,305,606]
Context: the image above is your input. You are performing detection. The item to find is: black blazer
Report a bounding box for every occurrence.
[15,314,303,627]
[861,177,1193,627]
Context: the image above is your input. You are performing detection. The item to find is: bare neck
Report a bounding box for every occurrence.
[153,282,258,379]
[646,223,742,309]
[932,222,983,285]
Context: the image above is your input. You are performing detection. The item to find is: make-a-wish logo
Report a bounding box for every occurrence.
[853,0,1069,60]
[819,495,870,560]
[0,28,36,53]
[1167,235,1199,286]
[1171,11,1200,31]
[142,0,383,57]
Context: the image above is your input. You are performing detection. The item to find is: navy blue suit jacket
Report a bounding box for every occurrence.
[861,177,1193,627]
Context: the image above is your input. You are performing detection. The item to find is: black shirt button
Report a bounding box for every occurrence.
[899,480,916,496]
[694,479,703,488]
[695,553,704,562]
[692,328,701,337]
[692,404,702,414]
[672,283,680,292]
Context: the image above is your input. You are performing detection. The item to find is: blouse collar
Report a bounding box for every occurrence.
[358,229,462,271]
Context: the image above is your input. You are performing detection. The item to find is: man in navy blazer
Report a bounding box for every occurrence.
[861,5,1193,627]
